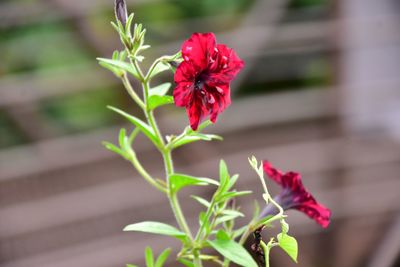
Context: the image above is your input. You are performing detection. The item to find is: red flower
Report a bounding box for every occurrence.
[173,33,244,130]
[261,161,331,228]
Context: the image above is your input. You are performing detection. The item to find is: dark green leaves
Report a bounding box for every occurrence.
[169,173,219,194]
[277,233,298,263]
[123,221,186,239]
[208,230,258,267]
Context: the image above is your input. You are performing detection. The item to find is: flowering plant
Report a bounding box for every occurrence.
[98,1,331,266]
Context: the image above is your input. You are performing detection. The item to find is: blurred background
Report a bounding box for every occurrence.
[0,0,399,266]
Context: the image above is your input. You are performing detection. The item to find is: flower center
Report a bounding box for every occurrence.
[194,72,208,91]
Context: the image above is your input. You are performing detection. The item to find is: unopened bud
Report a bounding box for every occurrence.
[115,0,128,26]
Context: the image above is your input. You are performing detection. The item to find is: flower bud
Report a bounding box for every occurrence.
[115,0,128,26]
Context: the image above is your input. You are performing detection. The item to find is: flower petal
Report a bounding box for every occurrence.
[208,44,244,85]
[297,197,331,228]
[263,161,331,228]
[186,93,209,130]
[207,84,231,123]
[174,61,197,83]
[173,82,193,107]
[182,32,216,70]
[263,161,284,184]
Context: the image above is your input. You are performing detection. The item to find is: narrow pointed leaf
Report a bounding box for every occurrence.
[123,221,186,239]
[169,174,219,194]
[97,58,140,79]
[178,259,194,267]
[155,248,171,267]
[191,195,211,208]
[172,134,222,149]
[216,190,252,203]
[102,141,128,159]
[145,247,154,267]
[108,106,159,146]
[219,160,229,192]
[208,230,258,267]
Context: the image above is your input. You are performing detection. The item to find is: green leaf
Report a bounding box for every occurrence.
[215,214,240,225]
[277,233,298,263]
[145,246,154,267]
[255,215,274,228]
[215,210,244,225]
[169,173,219,194]
[219,160,230,192]
[227,174,239,190]
[178,259,194,267]
[119,128,127,148]
[191,195,211,208]
[126,264,138,267]
[108,106,159,146]
[232,226,247,239]
[149,83,171,96]
[149,62,170,78]
[155,248,171,267]
[198,211,210,232]
[97,58,140,79]
[221,209,245,217]
[148,95,174,110]
[102,141,128,159]
[186,120,213,134]
[172,134,222,149]
[123,221,186,239]
[216,190,252,203]
[208,230,258,267]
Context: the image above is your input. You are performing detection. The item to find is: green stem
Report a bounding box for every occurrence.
[127,150,167,194]
[260,240,270,267]
[121,73,145,110]
[192,250,203,267]
[127,54,201,267]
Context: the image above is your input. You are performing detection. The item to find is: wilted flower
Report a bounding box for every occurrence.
[173,33,244,130]
[261,161,331,228]
[115,0,128,26]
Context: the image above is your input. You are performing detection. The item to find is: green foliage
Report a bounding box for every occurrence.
[108,106,160,147]
[277,233,298,263]
[169,173,219,194]
[123,221,186,240]
[191,196,211,208]
[155,248,172,267]
[148,95,174,110]
[127,247,171,267]
[99,6,303,267]
[171,134,223,149]
[145,247,154,267]
[149,83,172,96]
[148,62,170,79]
[97,57,140,79]
[208,230,258,267]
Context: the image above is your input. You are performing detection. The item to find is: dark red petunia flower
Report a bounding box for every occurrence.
[261,161,331,228]
[173,33,244,130]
